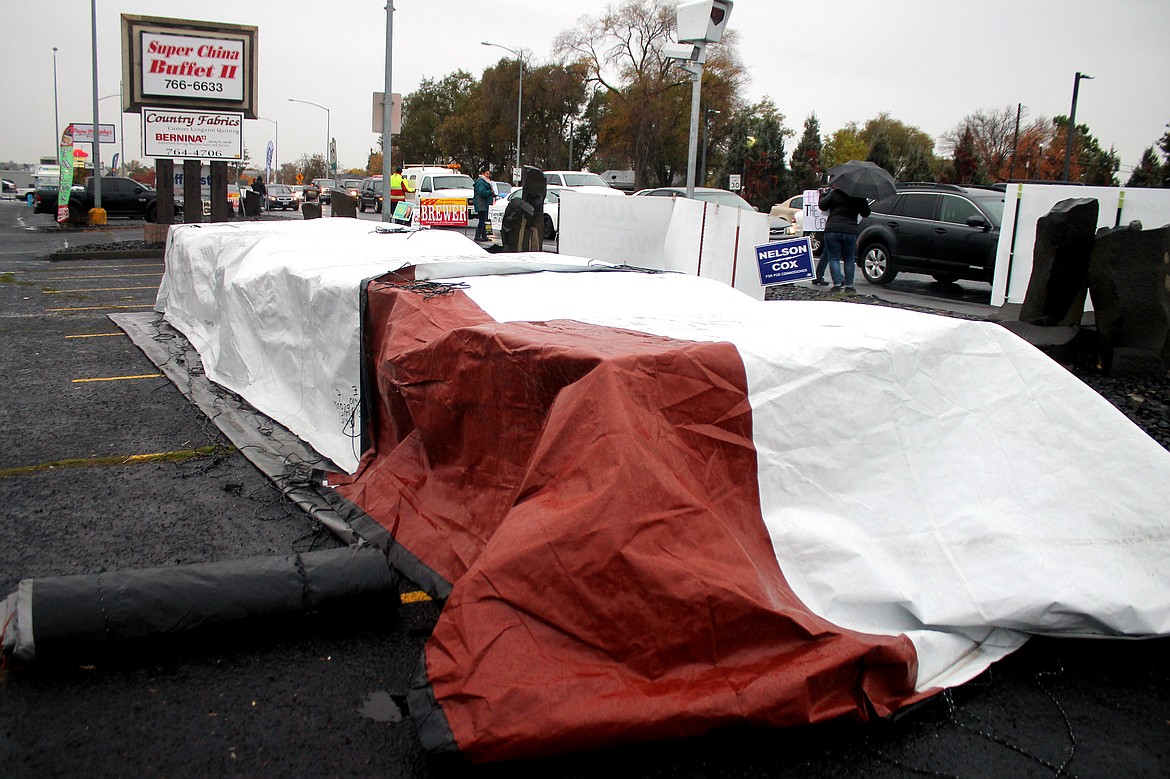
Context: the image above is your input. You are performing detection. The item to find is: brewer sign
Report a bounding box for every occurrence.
[419,198,469,227]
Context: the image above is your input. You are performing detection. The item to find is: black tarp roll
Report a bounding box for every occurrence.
[1,546,398,660]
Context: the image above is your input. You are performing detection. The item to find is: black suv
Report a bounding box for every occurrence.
[358,176,384,213]
[856,184,1005,284]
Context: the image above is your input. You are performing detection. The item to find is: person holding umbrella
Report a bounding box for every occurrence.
[819,160,896,293]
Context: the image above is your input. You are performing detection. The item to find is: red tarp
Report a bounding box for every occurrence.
[335,279,929,761]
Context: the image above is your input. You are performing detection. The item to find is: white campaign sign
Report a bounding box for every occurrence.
[802,189,828,232]
[141,32,245,102]
[143,108,243,160]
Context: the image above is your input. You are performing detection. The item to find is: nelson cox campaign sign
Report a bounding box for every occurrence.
[756,237,814,286]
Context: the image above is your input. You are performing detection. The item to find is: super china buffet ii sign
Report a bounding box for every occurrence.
[122,15,258,122]
[141,33,245,102]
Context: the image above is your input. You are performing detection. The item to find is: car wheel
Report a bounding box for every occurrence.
[375,202,382,213]
[809,232,823,257]
[293,204,300,212]
[543,214,555,240]
[861,243,898,284]
[146,203,157,223]
[931,273,959,284]
[359,201,366,212]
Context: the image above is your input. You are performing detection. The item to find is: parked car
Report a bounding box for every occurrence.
[32,176,166,222]
[312,178,335,204]
[542,170,626,197]
[770,193,822,256]
[358,176,384,213]
[856,183,1005,285]
[640,186,797,241]
[490,181,512,199]
[337,178,364,202]
[489,185,566,240]
[263,183,299,211]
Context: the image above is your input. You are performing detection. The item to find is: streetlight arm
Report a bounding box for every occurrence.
[481,41,523,177]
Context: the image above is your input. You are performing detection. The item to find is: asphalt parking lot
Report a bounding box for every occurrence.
[2,201,1168,778]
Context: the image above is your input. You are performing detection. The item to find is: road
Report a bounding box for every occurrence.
[1,200,1166,778]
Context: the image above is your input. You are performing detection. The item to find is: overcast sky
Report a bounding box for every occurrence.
[3,0,1168,178]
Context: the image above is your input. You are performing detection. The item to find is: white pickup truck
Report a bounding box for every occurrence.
[403,167,476,227]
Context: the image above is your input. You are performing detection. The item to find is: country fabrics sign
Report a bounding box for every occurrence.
[419,198,469,227]
[755,237,814,286]
[143,107,243,160]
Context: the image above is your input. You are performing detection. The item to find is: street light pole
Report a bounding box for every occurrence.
[1062,72,1093,182]
[288,98,330,179]
[257,116,278,183]
[481,41,523,180]
[701,109,720,188]
[89,0,101,207]
[52,47,60,154]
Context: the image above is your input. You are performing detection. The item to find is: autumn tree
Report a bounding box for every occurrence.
[821,122,867,170]
[951,126,983,184]
[942,106,1019,181]
[555,0,746,188]
[789,113,825,192]
[859,114,936,180]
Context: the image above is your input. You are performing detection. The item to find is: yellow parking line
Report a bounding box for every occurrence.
[72,373,163,383]
[66,332,126,339]
[43,273,162,280]
[49,304,155,312]
[0,446,235,478]
[45,286,158,294]
[400,590,433,604]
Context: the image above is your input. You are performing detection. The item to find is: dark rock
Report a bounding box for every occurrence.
[499,167,545,252]
[1020,198,1099,326]
[331,192,358,218]
[1088,222,1170,377]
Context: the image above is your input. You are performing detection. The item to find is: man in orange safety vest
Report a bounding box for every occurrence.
[388,166,413,217]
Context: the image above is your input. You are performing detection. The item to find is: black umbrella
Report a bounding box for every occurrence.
[826,160,896,200]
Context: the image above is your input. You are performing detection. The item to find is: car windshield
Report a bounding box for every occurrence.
[315,179,335,188]
[561,172,609,187]
[342,180,362,188]
[693,191,754,210]
[269,185,291,194]
[970,193,1005,226]
[433,175,474,189]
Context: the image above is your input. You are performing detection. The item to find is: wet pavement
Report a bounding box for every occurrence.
[1,201,1167,778]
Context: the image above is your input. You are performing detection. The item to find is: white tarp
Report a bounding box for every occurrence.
[155,220,612,473]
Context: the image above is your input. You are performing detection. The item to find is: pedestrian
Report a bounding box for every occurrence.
[252,176,267,212]
[817,185,870,293]
[388,165,413,219]
[811,235,830,286]
[473,165,493,242]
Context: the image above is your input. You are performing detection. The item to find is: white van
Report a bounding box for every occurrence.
[402,167,476,227]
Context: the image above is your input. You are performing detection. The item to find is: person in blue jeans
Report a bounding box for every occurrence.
[817,186,871,293]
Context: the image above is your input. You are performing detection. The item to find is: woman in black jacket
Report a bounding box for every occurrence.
[817,186,870,293]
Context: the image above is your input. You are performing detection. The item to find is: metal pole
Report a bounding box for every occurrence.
[568,119,574,169]
[89,0,101,207]
[326,109,331,177]
[515,58,523,174]
[381,1,394,223]
[52,48,59,152]
[1062,72,1092,182]
[684,63,702,199]
[1008,102,1021,181]
[118,80,125,176]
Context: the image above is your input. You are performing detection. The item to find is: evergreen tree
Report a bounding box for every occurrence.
[952,127,979,184]
[901,145,935,183]
[866,133,895,177]
[1125,148,1163,188]
[789,113,825,193]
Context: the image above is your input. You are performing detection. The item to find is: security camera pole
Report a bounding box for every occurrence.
[665,1,733,200]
